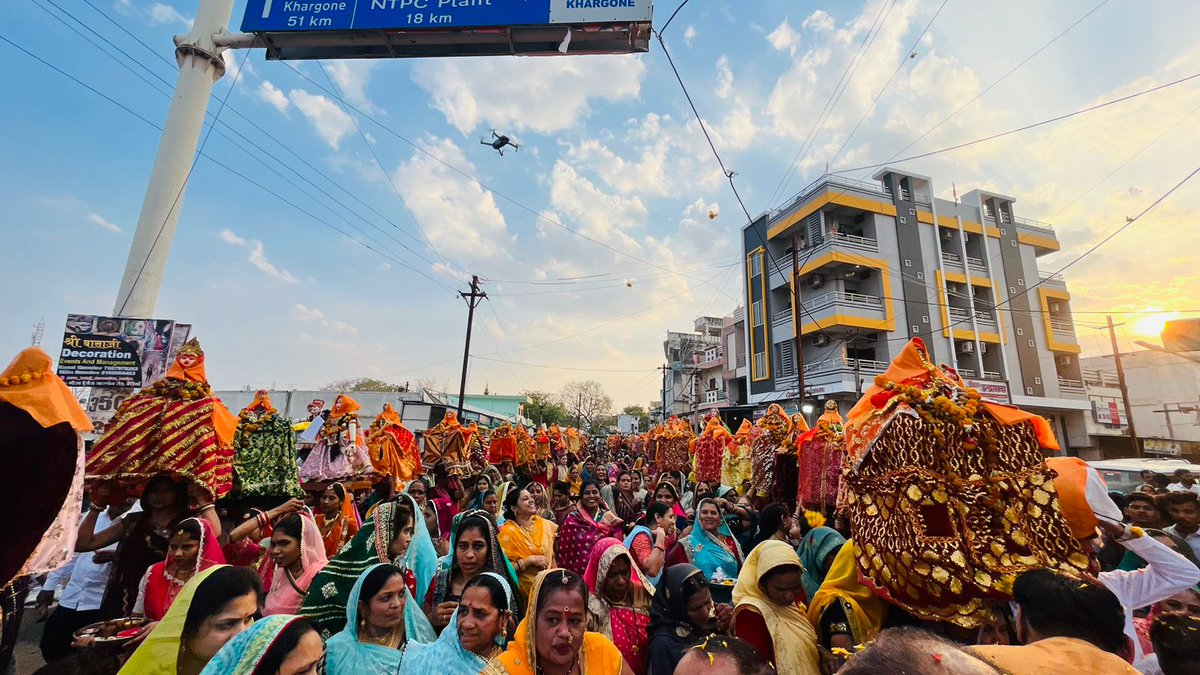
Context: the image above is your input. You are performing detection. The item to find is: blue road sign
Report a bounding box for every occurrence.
[242,0,652,33]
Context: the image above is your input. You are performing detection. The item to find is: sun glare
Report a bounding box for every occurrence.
[1131,310,1179,338]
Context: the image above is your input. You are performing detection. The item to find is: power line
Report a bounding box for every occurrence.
[271,59,735,300]
[833,69,1200,174]
[115,43,254,315]
[766,0,898,210]
[474,356,658,373]
[65,0,470,278]
[829,0,952,166]
[315,60,465,281]
[869,0,1112,170]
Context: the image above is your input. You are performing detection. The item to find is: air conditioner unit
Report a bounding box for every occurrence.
[813,334,830,347]
[941,230,954,242]
[1056,355,1072,368]
[958,341,975,354]
[978,343,988,355]
[808,274,825,289]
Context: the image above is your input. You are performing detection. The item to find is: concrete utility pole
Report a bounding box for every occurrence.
[113,0,237,317]
[657,364,669,422]
[456,275,486,418]
[1105,315,1141,457]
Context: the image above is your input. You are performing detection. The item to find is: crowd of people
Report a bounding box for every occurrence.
[3,337,1200,675]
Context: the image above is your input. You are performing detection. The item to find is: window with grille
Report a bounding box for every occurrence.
[752,300,764,327]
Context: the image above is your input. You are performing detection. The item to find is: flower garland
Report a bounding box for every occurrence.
[0,370,45,387]
[318,411,356,442]
[236,408,277,449]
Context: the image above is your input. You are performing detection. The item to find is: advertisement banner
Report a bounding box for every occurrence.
[964,378,1011,404]
[57,314,176,388]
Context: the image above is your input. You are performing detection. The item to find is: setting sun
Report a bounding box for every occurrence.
[1131,309,1180,338]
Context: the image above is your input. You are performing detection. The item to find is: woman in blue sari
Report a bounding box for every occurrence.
[324,563,436,674]
[797,526,846,604]
[200,615,323,675]
[667,498,743,602]
[401,572,515,674]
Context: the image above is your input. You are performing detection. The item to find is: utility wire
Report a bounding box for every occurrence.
[833,69,1200,174]
[870,0,1112,170]
[766,0,897,210]
[114,44,254,315]
[829,0,952,166]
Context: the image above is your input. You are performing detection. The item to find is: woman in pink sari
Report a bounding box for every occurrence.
[260,513,328,615]
[556,480,621,576]
[134,517,225,621]
[585,538,654,675]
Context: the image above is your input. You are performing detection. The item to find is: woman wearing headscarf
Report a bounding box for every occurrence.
[731,540,821,675]
[425,510,520,633]
[805,540,887,651]
[314,483,360,558]
[259,513,328,616]
[300,496,435,637]
[199,615,323,675]
[646,564,732,675]
[120,566,262,675]
[797,526,845,603]
[666,498,744,588]
[613,470,645,525]
[134,518,226,621]
[557,480,622,576]
[585,539,654,675]
[402,572,515,674]
[484,568,630,675]
[652,481,689,531]
[498,488,557,601]
[324,563,436,674]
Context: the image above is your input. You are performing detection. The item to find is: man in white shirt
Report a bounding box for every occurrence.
[1166,469,1200,496]
[36,483,137,664]
[1164,491,1200,552]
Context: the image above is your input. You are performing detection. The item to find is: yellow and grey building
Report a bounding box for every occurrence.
[742,168,1088,446]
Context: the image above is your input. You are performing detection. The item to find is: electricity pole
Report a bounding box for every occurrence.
[792,233,806,413]
[657,364,669,423]
[456,275,486,418]
[1105,315,1140,457]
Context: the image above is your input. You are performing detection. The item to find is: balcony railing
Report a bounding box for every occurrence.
[1015,216,1054,231]
[1058,377,1085,395]
[1082,369,1118,387]
[941,251,961,265]
[804,357,888,376]
[1039,271,1065,283]
[1049,318,1075,335]
[773,174,892,218]
[958,368,977,378]
[966,256,987,273]
[801,291,884,313]
[914,191,932,206]
[982,370,1002,380]
[698,355,725,369]
[772,308,793,326]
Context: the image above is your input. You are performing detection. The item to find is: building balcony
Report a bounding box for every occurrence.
[801,290,884,314]
[1015,216,1054,232]
[770,233,879,288]
[698,354,725,369]
[1038,271,1067,290]
[1058,377,1086,396]
[947,306,997,329]
[1049,317,1078,342]
[1082,369,1119,388]
[940,251,988,275]
[772,174,892,220]
[804,356,889,377]
[1014,217,1060,256]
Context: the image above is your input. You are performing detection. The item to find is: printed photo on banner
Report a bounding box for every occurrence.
[56,313,177,388]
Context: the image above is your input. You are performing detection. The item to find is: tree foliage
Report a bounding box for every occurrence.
[557,380,613,431]
[522,390,569,426]
[323,377,409,393]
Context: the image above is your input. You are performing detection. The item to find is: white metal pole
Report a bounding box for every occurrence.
[112,0,236,317]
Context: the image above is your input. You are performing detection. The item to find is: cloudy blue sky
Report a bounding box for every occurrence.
[3,0,1199,408]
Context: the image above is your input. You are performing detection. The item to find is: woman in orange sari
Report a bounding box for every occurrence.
[484,568,632,675]
[315,483,360,558]
[497,487,557,601]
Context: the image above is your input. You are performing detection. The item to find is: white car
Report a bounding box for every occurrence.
[1087,458,1200,493]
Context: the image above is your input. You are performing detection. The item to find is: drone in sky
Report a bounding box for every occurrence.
[481,129,519,156]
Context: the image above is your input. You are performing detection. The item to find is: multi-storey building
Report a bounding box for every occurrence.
[721,307,748,407]
[741,168,1088,448]
[662,317,722,421]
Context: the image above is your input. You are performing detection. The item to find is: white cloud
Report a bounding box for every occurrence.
[768,19,801,55]
[85,213,121,233]
[322,61,381,115]
[289,89,356,149]
[218,228,246,246]
[247,241,298,284]
[715,55,734,99]
[148,2,190,26]
[291,303,357,334]
[219,228,296,283]
[256,80,289,113]
[683,25,697,48]
[391,136,509,258]
[411,56,646,134]
[802,10,835,33]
